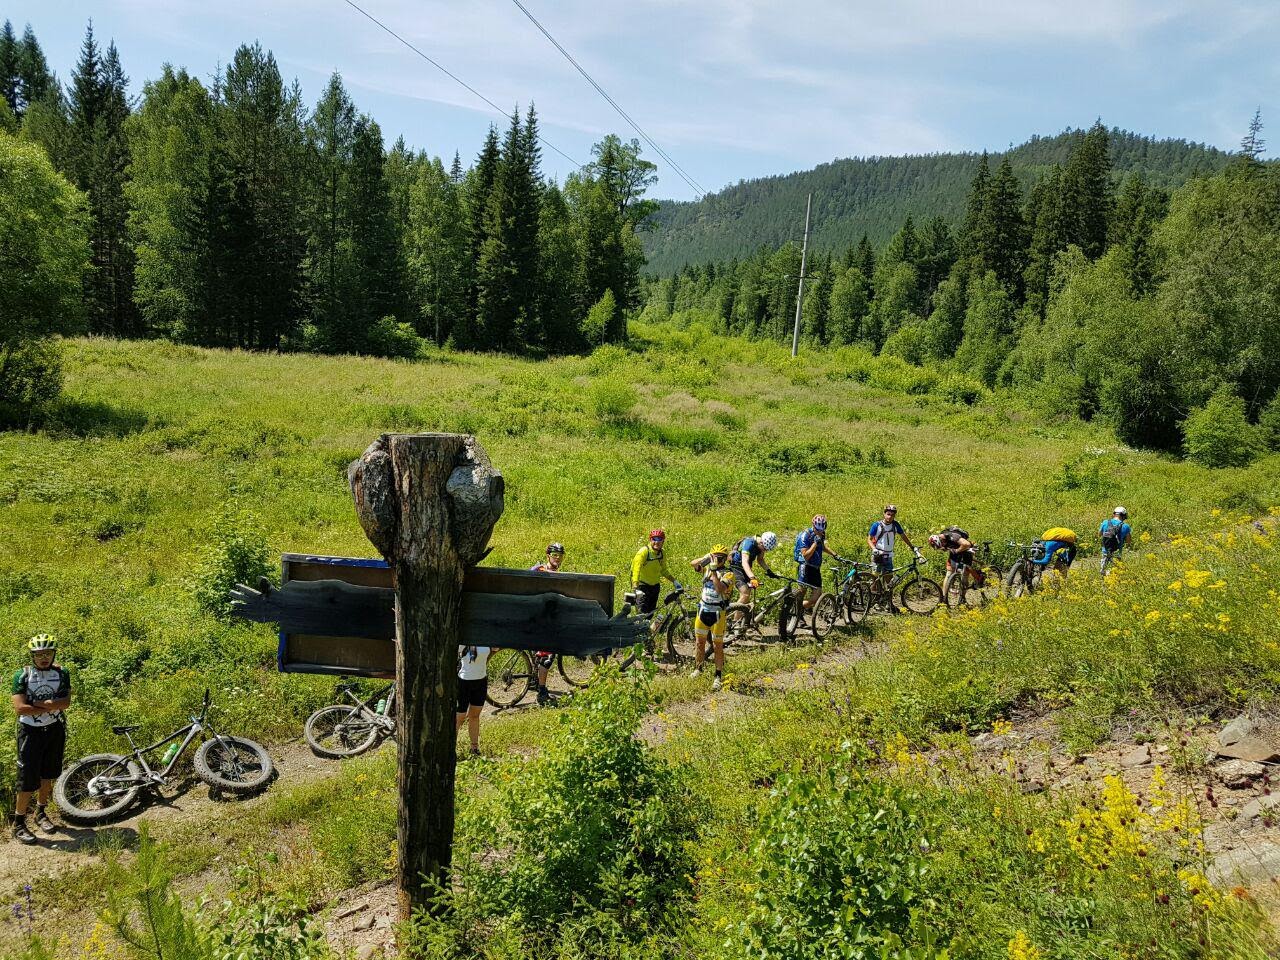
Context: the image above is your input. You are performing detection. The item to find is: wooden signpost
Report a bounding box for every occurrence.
[227,433,646,919]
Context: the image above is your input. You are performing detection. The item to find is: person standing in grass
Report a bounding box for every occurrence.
[1099,507,1132,574]
[11,635,70,845]
[631,529,681,615]
[530,542,566,705]
[867,505,921,605]
[690,545,735,691]
[796,515,843,615]
[730,531,779,606]
[456,645,490,757]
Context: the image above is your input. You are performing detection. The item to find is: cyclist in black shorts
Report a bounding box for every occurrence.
[456,645,490,756]
[11,635,70,844]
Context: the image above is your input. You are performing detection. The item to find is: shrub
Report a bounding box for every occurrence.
[366,315,423,359]
[1183,390,1264,467]
[1260,392,1280,452]
[188,513,272,617]
[759,438,891,474]
[582,289,617,347]
[0,337,63,427]
[732,768,934,960]
[590,376,638,422]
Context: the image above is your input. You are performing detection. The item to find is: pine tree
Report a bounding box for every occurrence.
[960,152,992,259]
[67,24,136,335]
[1061,121,1112,258]
[459,126,500,348]
[305,73,357,349]
[0,22,19,117]
[17,26,53,114]
[350,117,408,346]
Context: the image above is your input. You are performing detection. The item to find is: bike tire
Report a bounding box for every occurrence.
[304,704,381,759]
[54,753,143,824]
[666,610,698,663]
[777,592,798,643]
[812,593,840,639]
[1005,562,1034,598]
[194,736,274,795]
[841,583,869,625]
[558,654,600,689]
[944,572,981,610]
[899,577,943,614]
[486,649,534,707]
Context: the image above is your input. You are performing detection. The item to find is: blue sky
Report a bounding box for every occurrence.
[7,0,1278,200]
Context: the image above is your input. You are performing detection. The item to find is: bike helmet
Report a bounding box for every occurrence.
[27,634,56,653]
[928,534,943,550]
[760,531,779,551]
[812,515,827,532]
[649,529,666,542]
[710,543,729,557]
[883,504,898,514]
[1113,506,1128,517]
[546,542,565,556]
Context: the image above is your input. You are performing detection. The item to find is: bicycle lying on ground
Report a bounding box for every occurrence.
[304,680,396,759]
[485,648,598,708]
[943,541,1005,609]
[54,689,274,823]
[861,554,943,616]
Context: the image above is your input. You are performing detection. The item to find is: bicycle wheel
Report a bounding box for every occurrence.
[558,653,600,688]
[1005,562,1034,598]
[944,572,981,610]
[666,610,698,663]
[194,736,273,795]
[841,583,870,625]
[812,593,840,639]
[899,577,943,614]
[54,754,143,823]
[486,649,534,707]
[777,592,799,642]
[304,704,381,759]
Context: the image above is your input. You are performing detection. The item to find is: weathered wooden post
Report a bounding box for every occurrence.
[348,433,504,918]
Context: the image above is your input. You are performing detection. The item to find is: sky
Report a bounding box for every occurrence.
[7,0,1278,201]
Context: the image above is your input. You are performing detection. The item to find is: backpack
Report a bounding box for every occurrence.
[793,531,807,564]
[1100,520,1122,552]
[942,525,970,542]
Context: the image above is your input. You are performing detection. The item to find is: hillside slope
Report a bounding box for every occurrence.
[643,127,1232,273]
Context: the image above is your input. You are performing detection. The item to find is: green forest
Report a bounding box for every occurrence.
[643,120,1280,464]
[642,128,1233,272]
[0,18,652,400]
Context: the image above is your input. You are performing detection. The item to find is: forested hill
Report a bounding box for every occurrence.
[643,128,1231,274]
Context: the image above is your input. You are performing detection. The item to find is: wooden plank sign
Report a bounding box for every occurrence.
[228,554,640,677]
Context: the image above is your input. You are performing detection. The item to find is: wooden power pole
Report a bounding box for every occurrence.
[790,192,813,358]
[348,433,505,919]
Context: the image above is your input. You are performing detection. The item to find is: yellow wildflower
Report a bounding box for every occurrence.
[1008,930,1043,960]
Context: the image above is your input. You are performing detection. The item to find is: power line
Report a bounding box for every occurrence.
[506,0,708,198]
[338,0,581,168]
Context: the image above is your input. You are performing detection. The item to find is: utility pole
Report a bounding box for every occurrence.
[791,192,812,358]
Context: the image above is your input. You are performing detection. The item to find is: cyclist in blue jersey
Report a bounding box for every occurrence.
[795,516,844,614]
[730,531,779,605]
[867,505,921,601]
[1098,507,1132,574]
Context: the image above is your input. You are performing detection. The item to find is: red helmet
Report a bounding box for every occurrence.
[649,529,666,541]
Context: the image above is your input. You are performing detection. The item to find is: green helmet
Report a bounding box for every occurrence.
[27,634,57,653]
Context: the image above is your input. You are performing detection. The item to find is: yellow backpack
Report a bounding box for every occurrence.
[1041,527,1077,544]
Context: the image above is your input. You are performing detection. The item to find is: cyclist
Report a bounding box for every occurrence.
[868,505,921,602]
[795,516,843,614]
[631,529,681,615]
[530,542,566,705]
[456,645,490,757]
[730,531,779,606]
[1034,526,1078,580]
[928,526,979,582]
[11,635,70,844]
[1098,507,1132,574]
[690,545,735,691]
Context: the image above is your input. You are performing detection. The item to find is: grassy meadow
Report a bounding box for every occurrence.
[3,321,1280,958]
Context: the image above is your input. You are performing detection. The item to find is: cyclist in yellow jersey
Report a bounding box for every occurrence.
[690,545,734,692]
[631,529,681,615]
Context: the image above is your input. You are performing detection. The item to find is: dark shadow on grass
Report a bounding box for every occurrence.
[31,398,161,439]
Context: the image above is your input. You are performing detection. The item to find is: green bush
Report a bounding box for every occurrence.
[1183,390,1264,467]
[760,438,891,474]
[366,315,423,359]
[590,376,638,422]
[1260,392,1280,451]
[732,767,935,960]
[188,513,273,617]
[457,665,697,949]
[582,289,617,347]
[0,337,64,427]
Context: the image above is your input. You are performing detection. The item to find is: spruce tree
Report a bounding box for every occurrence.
[460,126,500,348]
[914,216,956,307]
[17,26,54,114]
[1062,121,1112,258]
[305,73,357,349]
[960,152,992,259]
[0,22,19,117]
[852,233,876,283]
[983,156,1027,297]
[350,116,408,347]
[475,110,525,350]
[1023,166,1070,317]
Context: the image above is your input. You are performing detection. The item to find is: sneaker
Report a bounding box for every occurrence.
[13,819,36,845]
[32,808,57,833]
[712,675,723,692]
[690,667,702,678]
[536,688,550,706]
[468,747,481,758]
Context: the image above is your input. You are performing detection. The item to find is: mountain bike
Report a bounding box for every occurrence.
[1003,541,1048,598]
[485,649,598,708]
[862,553,943,616]
[304,680,396,759]
[724,575,801,645]
[829,558,874,626]
[54,690,274,824]
[618,584,698,665]
[943,541,1004,609]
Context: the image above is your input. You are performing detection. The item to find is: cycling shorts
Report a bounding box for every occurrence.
[16,721,65,792]
[456,677,487,712]
[1032,541,1076,567]
[729,563,749,587]
[798,562,822,588]
[872,552,894,575]
[636,582,660,614]
[947,549,975,568]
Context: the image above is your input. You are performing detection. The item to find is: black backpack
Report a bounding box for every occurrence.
[1100,521,1122,552]
[942,525,970,542]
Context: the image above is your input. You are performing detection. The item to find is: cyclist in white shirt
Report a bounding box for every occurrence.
[456,645,491,756]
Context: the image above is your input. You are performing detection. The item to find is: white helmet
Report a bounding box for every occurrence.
[760,531,778,551]
[1113,506,1128,517]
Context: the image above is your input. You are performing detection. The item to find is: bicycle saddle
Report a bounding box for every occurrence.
[112,724,142,735]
